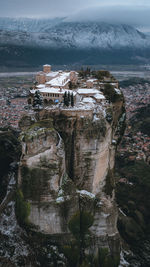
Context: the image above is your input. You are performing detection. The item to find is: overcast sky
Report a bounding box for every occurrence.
[1,0,150,29]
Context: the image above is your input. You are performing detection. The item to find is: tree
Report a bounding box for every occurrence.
[33,90,43,109]
[71,93,74,107]
[63,91,71,106]
[95,70,111,80]
[78,67,89,79]
[103,84,116,103]
[68,91,71,105]
[86,67,91,76]
[63,91,68,106]
[33,81,38,88]
[69,81,73,89]
[103,84,122,103]
[64,211,94,266]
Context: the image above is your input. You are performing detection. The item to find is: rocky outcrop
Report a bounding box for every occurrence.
[0,129,37,267]
[18,100,125,264]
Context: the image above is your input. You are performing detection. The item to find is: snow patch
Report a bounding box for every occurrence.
[101,212,110,218]
[115,88,121,94]
[112,139,117,145]
[82,97,95,104]
[119,208,127,217]
[119,251,130,267]
[93,114,100,121]
[56,195,71,203]
[76,190,95,199]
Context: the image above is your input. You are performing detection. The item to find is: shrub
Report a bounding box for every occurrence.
[63,244,79,267]
[104,170,115,196]
[63,211,94,266]
[96,248,120,267]
[68,211,94,241]
[103,84,122,103]
[95,70,111,80]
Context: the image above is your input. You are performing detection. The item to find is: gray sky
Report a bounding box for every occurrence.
[1,0,150,29]
[0,0,150,17]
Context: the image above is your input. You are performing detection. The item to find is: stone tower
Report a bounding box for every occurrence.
[43,64,51,73]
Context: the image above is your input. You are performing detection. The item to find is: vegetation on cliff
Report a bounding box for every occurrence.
[78,69,117,83]
[0,128,21,202]
[15,189,31,225]
[0,128,21,176]
[104,170,115,197]
[63,210,120,267]
[116,157,150,265]
[63,211,94,266]
[103,84,123,103]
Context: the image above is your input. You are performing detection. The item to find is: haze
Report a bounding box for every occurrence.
[1,0,150,31]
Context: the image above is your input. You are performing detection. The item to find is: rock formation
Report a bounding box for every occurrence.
[18,94,125,265]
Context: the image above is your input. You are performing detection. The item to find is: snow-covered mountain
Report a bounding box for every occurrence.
[43,22,150,49]
[0,17,64,32]
[1,17,150,67]
[0,18,150,50]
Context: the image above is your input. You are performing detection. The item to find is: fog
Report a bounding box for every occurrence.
[1,0,150,30]
[66,6,150,28]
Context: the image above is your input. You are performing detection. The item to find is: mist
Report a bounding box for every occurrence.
[1,1,150,31]
[65,6,150,28]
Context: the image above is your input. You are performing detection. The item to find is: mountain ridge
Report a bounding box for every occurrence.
[0,17,150,66]
[0,18,149,50]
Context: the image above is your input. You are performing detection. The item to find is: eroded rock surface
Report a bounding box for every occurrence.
[18,100,125,260]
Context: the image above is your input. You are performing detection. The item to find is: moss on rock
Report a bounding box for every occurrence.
[21,166,56,201]
[15,189,30,225]
[0,129,21,202]
[104,169,115,197]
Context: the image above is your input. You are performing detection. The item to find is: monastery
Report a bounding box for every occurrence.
[29,64,117,107]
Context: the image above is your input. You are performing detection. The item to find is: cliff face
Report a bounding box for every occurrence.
[18,100,125,261]
[0,129,37,267]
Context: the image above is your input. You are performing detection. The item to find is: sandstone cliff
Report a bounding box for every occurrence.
[18,98,125,265]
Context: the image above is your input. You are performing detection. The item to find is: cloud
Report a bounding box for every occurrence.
[0,0,95,18]
[1,0,150,30]
[65,5,150,28]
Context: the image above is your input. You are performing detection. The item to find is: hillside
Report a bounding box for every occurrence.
[1,18,150,67]
[0,21,149,49]
[115,79,150,266]
[130,104,150,136]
